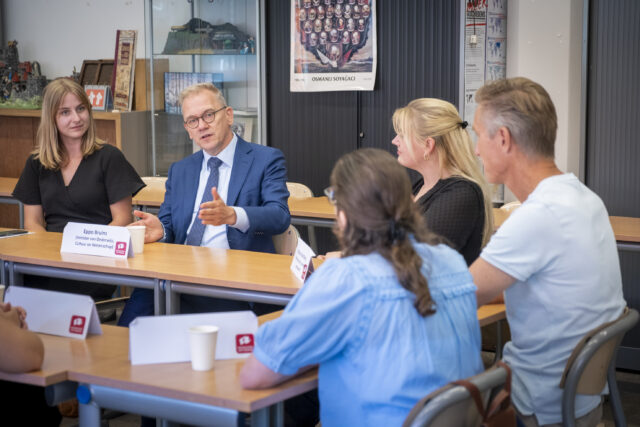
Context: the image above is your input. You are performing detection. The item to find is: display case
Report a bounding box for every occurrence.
[145,0,263,175]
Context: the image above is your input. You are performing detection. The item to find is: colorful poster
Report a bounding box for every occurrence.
[290,0,377,92]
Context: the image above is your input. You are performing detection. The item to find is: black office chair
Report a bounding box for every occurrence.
[403,363,511,427]
[560,307,639,427]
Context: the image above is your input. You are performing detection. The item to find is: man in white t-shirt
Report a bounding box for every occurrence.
[470,77,625,427]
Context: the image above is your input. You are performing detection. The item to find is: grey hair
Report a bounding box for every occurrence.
[179,82,227,108]
[475,77,557,158]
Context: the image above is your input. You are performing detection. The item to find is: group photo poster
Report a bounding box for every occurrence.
[290,0,377,92]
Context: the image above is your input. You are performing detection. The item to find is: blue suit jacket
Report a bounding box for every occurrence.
[158,137,290,253]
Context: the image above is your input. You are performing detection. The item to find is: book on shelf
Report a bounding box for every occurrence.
[164,72,224,115]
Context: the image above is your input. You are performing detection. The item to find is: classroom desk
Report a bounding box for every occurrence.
[610,216,640,252]
[0,177,22,229]
[0,232,304,314]
[0,307,505,427]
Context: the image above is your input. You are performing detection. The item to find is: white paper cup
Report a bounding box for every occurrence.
[188,325,219,371]
[127,225,146,254]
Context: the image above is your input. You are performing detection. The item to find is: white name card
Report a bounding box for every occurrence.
[61,222,132,259]
[291,236,316,282]
[4,286,102,339]
[129,311,258,365]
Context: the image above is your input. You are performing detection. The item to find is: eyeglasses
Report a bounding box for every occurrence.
[324,186,336,205]
[184,106,227,129]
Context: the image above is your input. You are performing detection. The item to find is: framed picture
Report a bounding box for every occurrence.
[231,116,254,142]
[79,60,114,87]
[164,72,224,114]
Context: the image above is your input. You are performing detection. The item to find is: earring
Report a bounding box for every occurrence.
[423,152,430,161]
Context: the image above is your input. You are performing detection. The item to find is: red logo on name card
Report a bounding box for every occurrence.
[115,241,127,256]
[69,315,86,335]
[301,264,308,280]
[236,334,255,353]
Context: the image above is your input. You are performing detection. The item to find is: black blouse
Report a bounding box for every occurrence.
[13,144,145,232]
[413,176,485,265]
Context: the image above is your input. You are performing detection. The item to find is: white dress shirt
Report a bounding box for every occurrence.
[184,134,250,248]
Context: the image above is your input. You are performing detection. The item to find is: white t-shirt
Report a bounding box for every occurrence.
[481,173,625,425]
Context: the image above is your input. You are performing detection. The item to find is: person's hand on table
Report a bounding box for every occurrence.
[317,251,342,261]
[198,187,237,226]
[130,210,164,243]
[0,303,28,329]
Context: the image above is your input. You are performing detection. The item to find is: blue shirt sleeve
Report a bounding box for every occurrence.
[253,258,366,375]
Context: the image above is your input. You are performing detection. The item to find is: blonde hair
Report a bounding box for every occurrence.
[34,78,104,170]
[392,98,494,247]
[475,77,557,158]
[179,82,227,108]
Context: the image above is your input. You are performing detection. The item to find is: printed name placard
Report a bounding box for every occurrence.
[61,222,132,259]
[291,237,316,282]
[129,311,258,365]
[5,287,102,339]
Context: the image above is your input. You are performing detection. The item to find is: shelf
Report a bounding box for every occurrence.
[153,52,256,56]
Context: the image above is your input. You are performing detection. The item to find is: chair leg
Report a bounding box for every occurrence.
[607,362,627,427]
[308,225,318,253]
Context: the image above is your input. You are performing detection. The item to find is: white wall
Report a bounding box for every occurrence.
[3,0,145,78]
[506,0,583,178]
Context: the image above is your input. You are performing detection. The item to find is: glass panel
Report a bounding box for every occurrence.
[147,0,259,175]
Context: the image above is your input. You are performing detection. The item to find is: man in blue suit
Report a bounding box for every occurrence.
[119,82,290,324]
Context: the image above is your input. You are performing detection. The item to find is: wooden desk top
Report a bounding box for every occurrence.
[288,196,336,219]
[477,304,506,327]
[609,216,640,243]
[0,232,304,296]
[0,325,128,387]
[65,326,317,413]
[0,177,18,197]
[132,185,165,207]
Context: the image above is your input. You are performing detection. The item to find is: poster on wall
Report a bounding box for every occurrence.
[463,0,507,202]
[290,0,377,92]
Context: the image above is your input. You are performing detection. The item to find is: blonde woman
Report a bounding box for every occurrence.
[392,98,493,264]
[12,78,144,298]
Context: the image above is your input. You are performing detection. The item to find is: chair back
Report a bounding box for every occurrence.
[287,182,313,198]
[404,365,509,427]
[272,225,300,256]
[560,307,639,426]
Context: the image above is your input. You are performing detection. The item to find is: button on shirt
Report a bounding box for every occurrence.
[253,241,483,427]
[185,135,249,248]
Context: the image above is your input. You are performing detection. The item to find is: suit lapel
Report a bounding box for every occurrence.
[181,151,204,222]
[227,138,254,206]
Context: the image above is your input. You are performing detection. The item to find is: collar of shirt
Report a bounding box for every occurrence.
[201,133,238,170]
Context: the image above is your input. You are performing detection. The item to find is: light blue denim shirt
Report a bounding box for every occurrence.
[254,241,483,427]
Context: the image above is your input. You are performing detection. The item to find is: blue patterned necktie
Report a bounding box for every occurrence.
[185,157,223,246]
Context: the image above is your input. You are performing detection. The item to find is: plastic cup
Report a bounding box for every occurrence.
[188,325,219,371]
[127,225,146,254]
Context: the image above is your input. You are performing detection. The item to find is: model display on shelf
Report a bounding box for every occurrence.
[0,41,47,108]
[162,18,255,55]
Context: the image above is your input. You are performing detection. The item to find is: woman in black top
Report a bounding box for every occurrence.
[391,98,493,265]
[12,78,145,298]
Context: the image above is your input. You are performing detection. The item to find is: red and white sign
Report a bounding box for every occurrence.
[69,315,87,335]
[236,334,255,353]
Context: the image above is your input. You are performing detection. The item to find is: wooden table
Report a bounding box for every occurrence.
[0,232,305,314]
[0,177,22,228]
[610,216,640,252]
[0,322,318,427]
